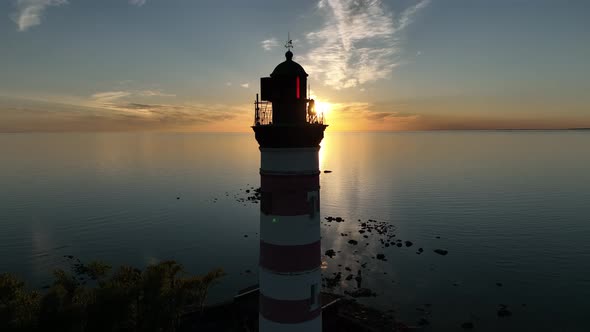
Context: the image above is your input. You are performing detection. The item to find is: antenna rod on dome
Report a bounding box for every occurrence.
[285,32,293,51]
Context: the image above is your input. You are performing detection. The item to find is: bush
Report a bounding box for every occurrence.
[0,259,225,332]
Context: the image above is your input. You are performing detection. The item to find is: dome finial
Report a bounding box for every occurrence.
[284,32,294,61]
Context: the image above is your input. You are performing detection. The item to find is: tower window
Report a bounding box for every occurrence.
[310,283,319,310]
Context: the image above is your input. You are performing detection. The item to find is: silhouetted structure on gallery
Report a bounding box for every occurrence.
[252,42,327,331]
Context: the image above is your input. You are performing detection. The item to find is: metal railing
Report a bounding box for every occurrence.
[254,100,272,125]
[253,94,325,126]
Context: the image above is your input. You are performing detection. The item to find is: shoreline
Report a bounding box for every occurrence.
[181,288,412,332]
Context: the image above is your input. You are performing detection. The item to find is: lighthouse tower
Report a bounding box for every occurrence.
[252,43,327,332]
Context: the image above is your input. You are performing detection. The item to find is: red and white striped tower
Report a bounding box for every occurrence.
[252,45,327,332]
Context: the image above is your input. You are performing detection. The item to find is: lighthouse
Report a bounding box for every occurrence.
[252,41,327,332]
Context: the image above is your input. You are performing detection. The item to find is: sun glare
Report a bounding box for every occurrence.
[314,100,332,120]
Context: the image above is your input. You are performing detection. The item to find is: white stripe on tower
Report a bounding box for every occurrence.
[260,147,320,174]
[258,146,322,332]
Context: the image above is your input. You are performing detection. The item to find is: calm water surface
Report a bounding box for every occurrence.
[1,131,589,331]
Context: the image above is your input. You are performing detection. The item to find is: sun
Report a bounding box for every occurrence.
[314,100,332,120]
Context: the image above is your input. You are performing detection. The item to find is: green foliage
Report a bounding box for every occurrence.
[0,260,225,332]
[0,273,40,331]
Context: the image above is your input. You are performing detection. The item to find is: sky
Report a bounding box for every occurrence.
[0,0,589,132]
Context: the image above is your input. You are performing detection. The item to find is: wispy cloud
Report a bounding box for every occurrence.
[90,89,175,105]
[240,83,249,88]
[91,91,132,103]
[129,0,147,7]
[11,0,68,32]
[136,90,176,97]
[0,96,244,132]
[261,38,279,51]
[302,0,429,89]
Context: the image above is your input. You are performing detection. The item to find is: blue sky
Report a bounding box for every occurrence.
[1,0,589,132]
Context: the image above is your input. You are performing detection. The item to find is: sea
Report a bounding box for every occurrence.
[1,131,589,331]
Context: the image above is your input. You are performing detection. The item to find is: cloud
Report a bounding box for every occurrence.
[136,90,176,97]
[302,0,429,89]
[261,38,279,51]
[0,96,244,132]
[240,83,249,88]
[90,89,175,105]
[129,0,147,7]
[12,0,68,32]
[91,91,132,103]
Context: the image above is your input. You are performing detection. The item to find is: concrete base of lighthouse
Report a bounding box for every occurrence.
[259,314,322,331]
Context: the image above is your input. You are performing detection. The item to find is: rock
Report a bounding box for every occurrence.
[324,170,332,173]
[355,270,363,288]
[345,267,351,271]
[461,322,474,329]
[396,243,402,248]
[348,240,358,245]
[359,230,366,234]
[376,254,386,261]
[363,235,369,238]
[325,249,336,258]
[405,241,413,247]
[345,274,354,280]
[496,282,503,287]
[434,249,448,255]
[335,217,343,222]
[417,318,430,326]
[418,248,424,253]
[344,288,376,298]
[176,197,180,200]
[244,235,248,238]
[435,236,440,239]
[245,269,251,273]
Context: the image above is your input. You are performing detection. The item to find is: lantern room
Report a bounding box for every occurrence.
[257,50,309,125]
[252,46,327,148]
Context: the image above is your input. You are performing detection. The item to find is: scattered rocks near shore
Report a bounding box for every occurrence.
[344,288,376,298]
[497,304,512,317]
[325,249,336,258]
[434,249,449,256]
[461,321,475,329]
[222,185,262,205]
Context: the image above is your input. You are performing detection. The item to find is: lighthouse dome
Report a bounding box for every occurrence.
[270,51,308,77]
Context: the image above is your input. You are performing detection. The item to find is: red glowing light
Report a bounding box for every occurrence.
[296,76,300,99]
